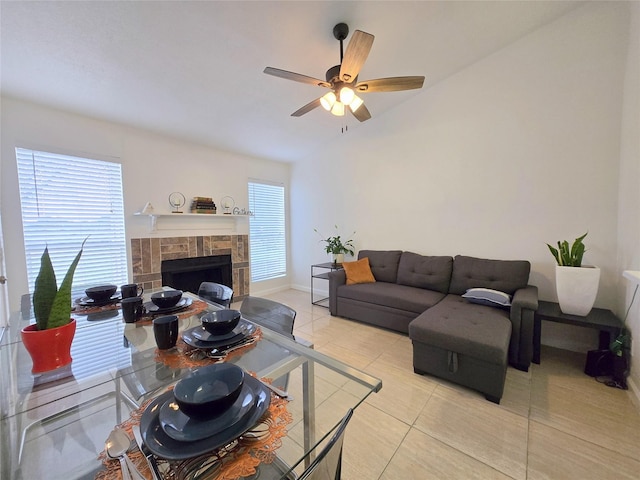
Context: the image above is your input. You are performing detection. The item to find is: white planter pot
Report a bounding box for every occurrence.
[555,265,600,316]
[332,253,344,264]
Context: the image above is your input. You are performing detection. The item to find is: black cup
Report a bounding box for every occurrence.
[121,283,144,299]
[153,315,179,350]
[121,297,144,323]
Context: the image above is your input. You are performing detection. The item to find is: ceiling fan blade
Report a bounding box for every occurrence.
[355,76,425,93]
[264,67,331,88]
[291,98,322,117]
[350,103,371,122]
[339,30,374,83]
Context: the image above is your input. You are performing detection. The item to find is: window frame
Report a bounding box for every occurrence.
[15,147,129,299]
[248,179,287,283]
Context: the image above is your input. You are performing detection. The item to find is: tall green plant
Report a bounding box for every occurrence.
[33,239,86,330]
[546,232,588,267]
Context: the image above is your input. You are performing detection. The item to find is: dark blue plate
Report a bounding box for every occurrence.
[75,295,121,307]
[143,297,192,314]
[159,379,261,442]
[140,375,270,460]
[182,322,256,350]
[191,318,254,342]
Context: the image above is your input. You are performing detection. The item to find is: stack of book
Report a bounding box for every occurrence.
[190,197,217,214]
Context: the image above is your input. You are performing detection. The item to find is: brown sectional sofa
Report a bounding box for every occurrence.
[328,250,538,403]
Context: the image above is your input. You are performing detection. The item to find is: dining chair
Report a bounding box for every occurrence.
[298,408,353,480]
[239,296,296,338]
[239,296,300,391]
[197,282,233,308]
[260,408,354,479]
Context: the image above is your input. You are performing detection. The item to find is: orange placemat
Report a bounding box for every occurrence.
[73,301,121,315]
[95,375,291,480]
[73,299,208,321]
[154,328,263,370]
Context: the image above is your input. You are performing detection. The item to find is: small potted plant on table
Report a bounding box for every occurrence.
[21,240,85,373]
[315,226,355,265]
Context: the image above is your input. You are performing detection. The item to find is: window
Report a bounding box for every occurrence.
[16,148,128,298]
[248,180,286,282]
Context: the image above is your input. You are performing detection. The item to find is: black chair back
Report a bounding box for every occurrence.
[298,409,353,480]
[239,296,296,338]
[197,282,233,308]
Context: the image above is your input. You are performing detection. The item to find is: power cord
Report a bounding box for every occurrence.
[596,283,638,389]
[621,283,638,324]
[605,379,627,389]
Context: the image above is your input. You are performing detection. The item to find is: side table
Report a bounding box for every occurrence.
[533,300,624,364]
[311,262,343,308]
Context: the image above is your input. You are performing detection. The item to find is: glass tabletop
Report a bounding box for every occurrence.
[0,291,381,479]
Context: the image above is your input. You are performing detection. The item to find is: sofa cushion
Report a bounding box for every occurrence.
[449,255,530,296]
[409,295,511,365]
[358,250,403,283]
[397,252,453,294]
[337,281,446,314]
[343,257,376,285]
[462,288,512,307]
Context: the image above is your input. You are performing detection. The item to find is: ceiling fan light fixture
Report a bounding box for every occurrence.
[264,23,425,123]
[339,86,355,105]
[320,91,336,111]
[331,101,345,116]
[349,95,364,112]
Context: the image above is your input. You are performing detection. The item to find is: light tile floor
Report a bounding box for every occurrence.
[251,289,640,480]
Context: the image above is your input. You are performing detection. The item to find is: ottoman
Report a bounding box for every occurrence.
[408,295,511,403]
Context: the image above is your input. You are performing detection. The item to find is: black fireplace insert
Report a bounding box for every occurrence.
[161,255,232,295]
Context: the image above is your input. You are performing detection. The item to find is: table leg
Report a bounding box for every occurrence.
[598,330,611,351]
[302,359,315,468]
[533,315,541,364]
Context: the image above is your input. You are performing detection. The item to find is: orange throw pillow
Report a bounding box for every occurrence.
[343,257,376,285]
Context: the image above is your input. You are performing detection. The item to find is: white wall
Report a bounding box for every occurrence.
[617,1,640,400]
[0,97,291,311]
[291,2,631,351]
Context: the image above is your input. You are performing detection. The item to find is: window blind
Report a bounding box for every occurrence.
[16,148,128,299]
[248,181,286,282]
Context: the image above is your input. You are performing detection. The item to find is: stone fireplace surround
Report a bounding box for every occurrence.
[130,235,249,300]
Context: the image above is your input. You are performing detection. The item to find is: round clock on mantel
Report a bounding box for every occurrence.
[168,192,186,213]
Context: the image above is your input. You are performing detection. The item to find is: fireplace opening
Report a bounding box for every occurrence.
[161,255,232,295]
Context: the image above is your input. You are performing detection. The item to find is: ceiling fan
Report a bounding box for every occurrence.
[264,23,425,122]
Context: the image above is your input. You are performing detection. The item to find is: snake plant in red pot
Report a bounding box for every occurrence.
[21,239,86,373]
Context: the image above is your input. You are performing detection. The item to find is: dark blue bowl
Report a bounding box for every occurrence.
[173,363,245,417]
[201,309,241,335]
[85,284,117,301]
[151,290,183,309]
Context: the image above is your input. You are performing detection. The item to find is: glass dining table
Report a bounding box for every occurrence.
[0,291,382,479]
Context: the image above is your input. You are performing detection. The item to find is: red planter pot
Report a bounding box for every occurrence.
[21,319,76,373]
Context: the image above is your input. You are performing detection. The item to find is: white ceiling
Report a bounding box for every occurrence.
[1,1,583,163]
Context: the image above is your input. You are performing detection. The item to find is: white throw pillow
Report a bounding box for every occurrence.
[462,288,512,307]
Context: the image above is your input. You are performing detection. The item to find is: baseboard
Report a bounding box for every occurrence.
[628,376,640,413]
[250,284,292,297]
[250,283,314,296]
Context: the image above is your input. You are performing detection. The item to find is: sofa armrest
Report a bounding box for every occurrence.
[511,285,538,311]
[509,285,538,371]
[328,270,346,315]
